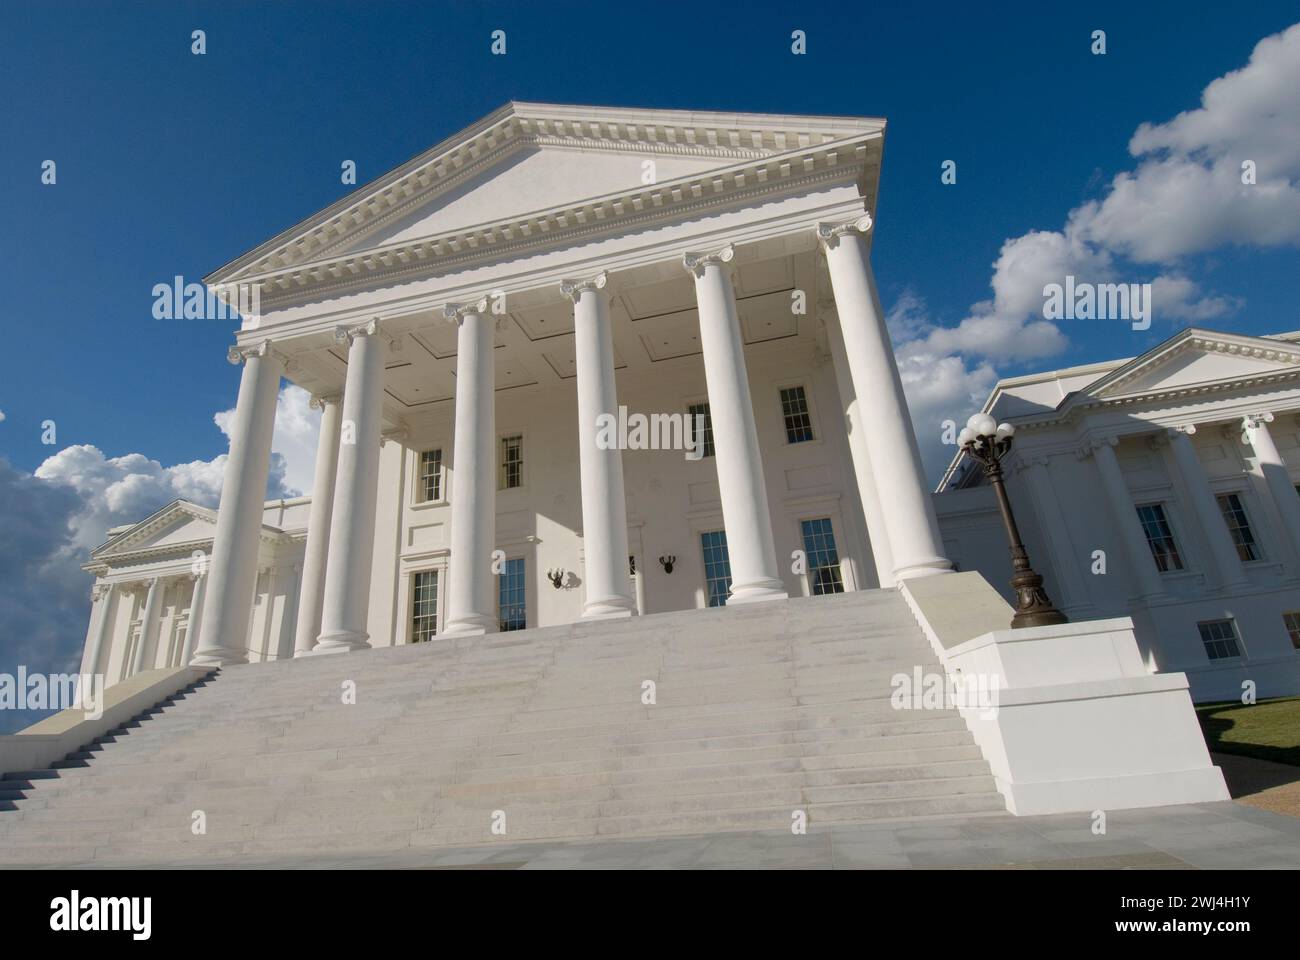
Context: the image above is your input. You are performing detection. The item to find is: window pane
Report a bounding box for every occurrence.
[687,403,715,458]
[1197,619,1241,660]
[418,449,442,502]
[498,557,526,631]
[700,530,732,607]
[800,517,844,595]
[1216,493,1260,562]
[780,386,815,443]
[499,435,523,490]
[411,570,438,643]
[1284,612,1300,651]
[1135,503,1184,572]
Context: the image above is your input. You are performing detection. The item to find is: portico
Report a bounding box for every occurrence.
[189,103,953,665]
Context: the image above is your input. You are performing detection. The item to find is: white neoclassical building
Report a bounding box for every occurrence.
[937,327,1300,702]
[80,102,954,684]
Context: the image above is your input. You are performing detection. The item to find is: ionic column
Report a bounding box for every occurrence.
[293,393,343,656]
[683,244,787,604]
[131,577,164,675]
[823,304,896,587]
[192,342,285,666]
[1085,437,1167,600]
[1166,425,1249,590]
[1016,456,1095,614]
[563,271,636,619]
[818,217,952,581]
[443,299,498,636]
[313,321,388,654]
[1243,412,1300,557]
[82,583,117,677]
[181,569,207,666]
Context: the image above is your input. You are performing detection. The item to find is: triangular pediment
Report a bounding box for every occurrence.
[205,102,885,290]
[1073,329,1300,405]
[91,501,219,560]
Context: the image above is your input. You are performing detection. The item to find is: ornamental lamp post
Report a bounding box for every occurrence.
[957,413,1068,629]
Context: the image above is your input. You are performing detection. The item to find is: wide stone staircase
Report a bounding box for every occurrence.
[0,589,1007,865]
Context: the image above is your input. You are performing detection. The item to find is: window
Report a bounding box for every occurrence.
[411,571,438,643]
[687,403,715,458]
[1197,619,1242,660]
[498,557,526,631]
[1284,612,1300,650]
[499,435,523,490]
[1216,493,1261,562]
[801,518,844,595]
[1135,503,1184,572]
[417,449,443,503]
[700,530,732,607]
[780,386,815,443]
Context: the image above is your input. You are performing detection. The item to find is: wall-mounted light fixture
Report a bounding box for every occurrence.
[546,569,566,589]
[658,555,676,574]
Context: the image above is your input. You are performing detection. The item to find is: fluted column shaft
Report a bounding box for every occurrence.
[314,323,387,654]
[1244,413,1300,559]
[82,584,117,677]
[443,300,498,636]
[565,272,636,619]
[1090,439,1167,600]
[182,571,207,666]
[294,394,343,656]
[192,343,284,666]
[132,578,164,675]
[684,245,787,604]
[1167,426,1248,590]
[819,218,952,581]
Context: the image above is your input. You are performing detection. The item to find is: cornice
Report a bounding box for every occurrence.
[242,144,872,308]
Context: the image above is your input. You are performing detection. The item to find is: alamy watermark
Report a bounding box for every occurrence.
[595,407,709,461]
[152,277,260,322]
[0,668,104,721]
[890,667,1000,719]
[1042,276,1151,331]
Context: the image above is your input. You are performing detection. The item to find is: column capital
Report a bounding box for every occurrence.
[442,297,490,321]
[381,425,409,446]
[1074,434,1120,460]
[1243,411,1276,431]
[310,392,343,410]
[681,243,734,278]
[559,270,608,302]
[333,317,398,348]
[228,340,291,368]
[816,213,874,248]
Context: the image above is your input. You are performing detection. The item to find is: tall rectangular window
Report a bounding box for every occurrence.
[700,530,732,607]
[780,386,815,443]
[499,435,523,490]
[411,570,438,643]
[1284,611,1300,651]
[687,403,715,458]
[800,517,844,595]
[1135,503,1184,572]
[417,449,442,503]
[1215,493,1261,562]
[498,557,526,631]
[1197,619,1242,660]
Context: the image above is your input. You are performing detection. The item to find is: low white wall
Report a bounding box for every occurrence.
[0,665,214,777]
[899,572,1230,816]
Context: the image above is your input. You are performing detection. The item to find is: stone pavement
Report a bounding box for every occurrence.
[10,800,1300,870]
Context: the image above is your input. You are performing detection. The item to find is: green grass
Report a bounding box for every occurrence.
[1196,697,1300,767]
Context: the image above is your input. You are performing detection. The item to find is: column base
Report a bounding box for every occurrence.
[727,578,789,604]
[307,631,371,656]
[892,558,955,581]
[443,613,498,637]
[581,595,637,620]
[189,648,248,668]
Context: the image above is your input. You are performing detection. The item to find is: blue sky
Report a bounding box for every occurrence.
[1,1,1298,721]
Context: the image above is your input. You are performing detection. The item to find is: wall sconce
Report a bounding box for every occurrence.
[546,568,566,589]
[658,555,676,574]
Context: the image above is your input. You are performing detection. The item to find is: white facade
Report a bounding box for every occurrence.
[937,327,1300,702]
[81,103,961,685]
